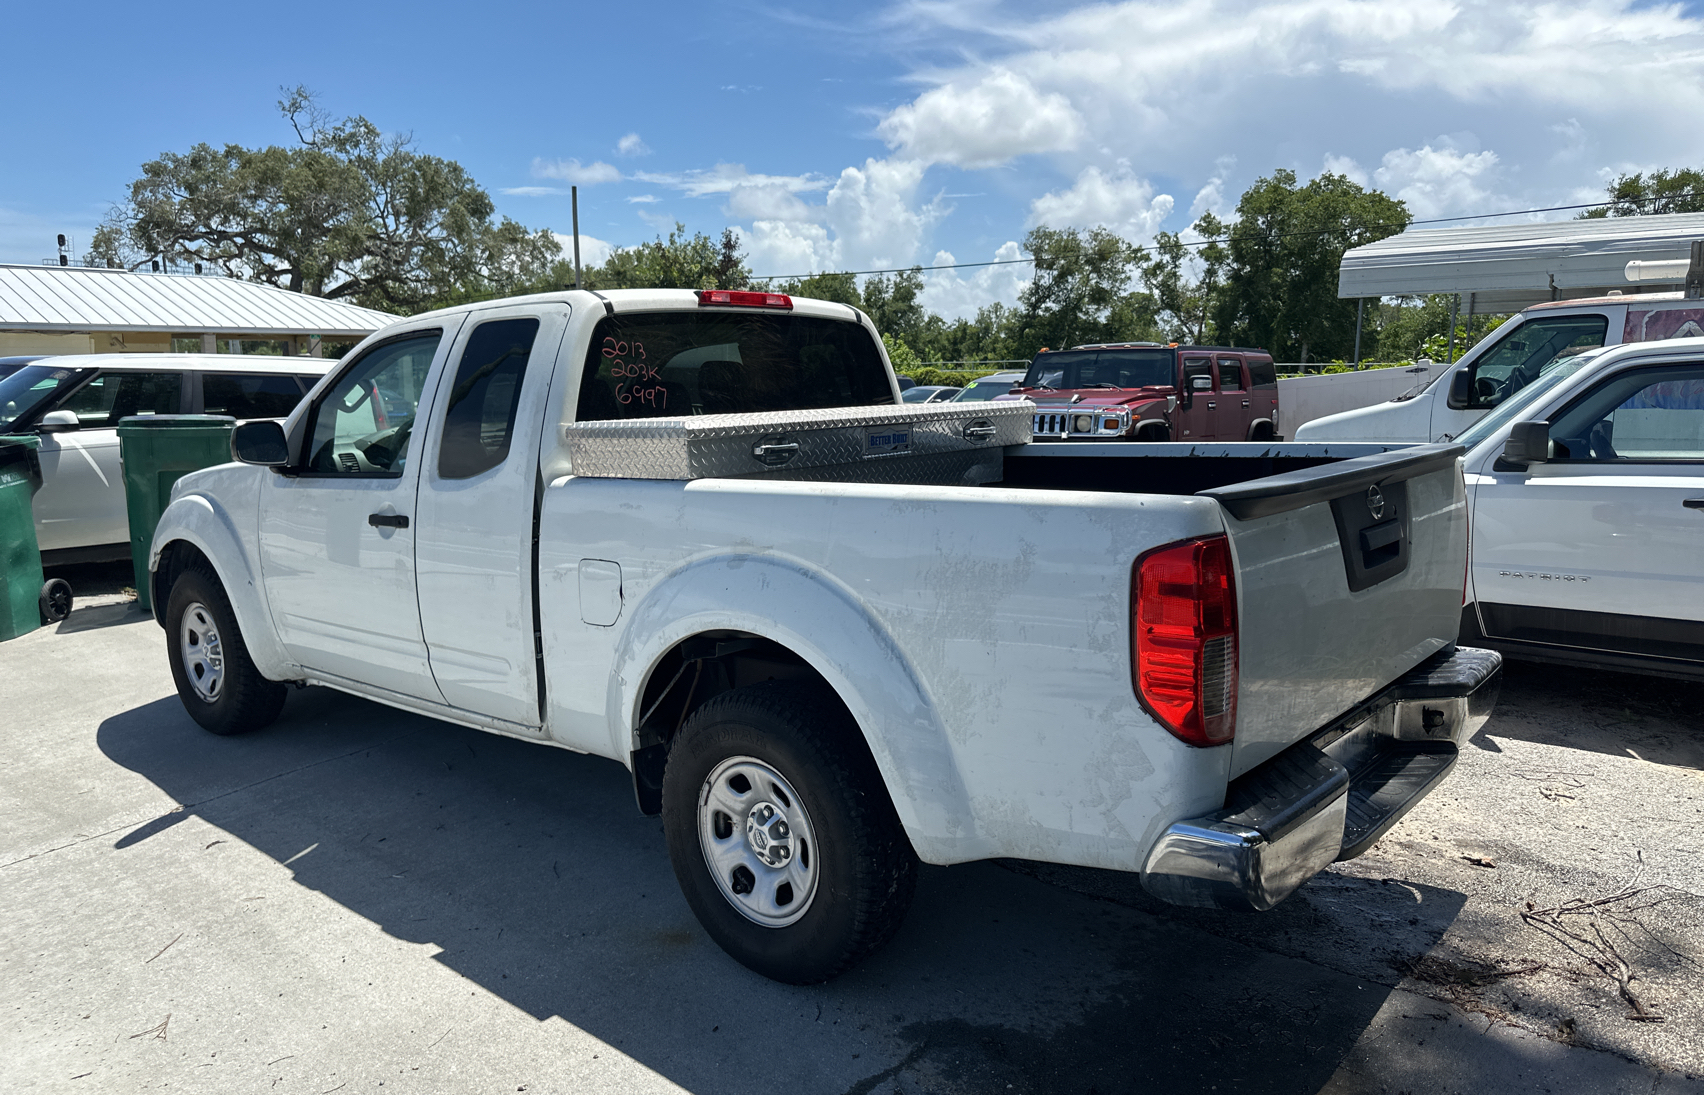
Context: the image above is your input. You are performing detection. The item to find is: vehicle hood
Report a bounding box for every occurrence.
[1018,388,1172,409]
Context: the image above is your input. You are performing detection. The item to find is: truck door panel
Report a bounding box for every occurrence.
[1180,355,1217,440]
[1472,361,1704,664]
[259,326,457,700]
[415,305,569,727]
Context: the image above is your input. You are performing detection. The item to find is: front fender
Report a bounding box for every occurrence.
[609,552,991,864]
[150,476,294,681]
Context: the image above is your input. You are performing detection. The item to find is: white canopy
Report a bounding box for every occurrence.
[1337,212,1704,313]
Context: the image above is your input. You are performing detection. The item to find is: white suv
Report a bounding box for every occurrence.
[0,354,333,560]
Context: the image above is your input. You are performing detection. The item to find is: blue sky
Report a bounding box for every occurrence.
[6,0,1704,317]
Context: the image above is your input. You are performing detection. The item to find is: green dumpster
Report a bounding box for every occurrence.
[117,415,236,613]
[0,436,50,640]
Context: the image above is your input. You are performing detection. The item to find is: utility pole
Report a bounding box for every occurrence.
[1446,294,1460,363]
[571,186,583,290]
[1353,299,1364,369]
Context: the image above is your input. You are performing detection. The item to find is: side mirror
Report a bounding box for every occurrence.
[37,409,80,433]
[1501,420,1550,466]
[232,419,290,467]
[1447,368,1473,410]
[1191,375,1214,391]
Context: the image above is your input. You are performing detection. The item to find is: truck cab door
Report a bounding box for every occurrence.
[1470,360,1704,668]
[258,324,460,702]
[1216,355,1251,440]
[1179,355,1217,440]
[414,304,570,729]
[1435,311,1615,441]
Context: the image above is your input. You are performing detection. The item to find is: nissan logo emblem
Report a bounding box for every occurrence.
[1366,485,1387,520]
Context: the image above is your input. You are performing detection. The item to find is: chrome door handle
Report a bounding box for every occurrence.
[1685,499,1704,510]
[1206,401,1216,409]
[963,421,997,441]
[368,513,409,528]
[752,441,799,457]
[1242,400,1250,407]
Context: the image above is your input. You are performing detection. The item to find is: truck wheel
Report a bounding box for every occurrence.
[165,564,287,736]
[661,680,917,984]
[1135,423,1170,442]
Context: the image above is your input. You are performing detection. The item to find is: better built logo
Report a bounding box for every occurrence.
[866,429,911,457]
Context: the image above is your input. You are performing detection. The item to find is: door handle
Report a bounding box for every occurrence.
[1206,401,1216,409]
[368,513,409,528]
[1685,499,1704,510]
[1241,400,1250,407]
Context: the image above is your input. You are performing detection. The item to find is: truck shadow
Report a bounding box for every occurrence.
[1472,660,1704,771]
[99,688,1471,1095]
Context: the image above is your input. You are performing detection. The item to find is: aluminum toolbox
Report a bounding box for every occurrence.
[564,400,1033,484]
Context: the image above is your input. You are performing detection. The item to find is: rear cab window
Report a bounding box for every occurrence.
[1247,358,1277,389]
[575,311,893,420]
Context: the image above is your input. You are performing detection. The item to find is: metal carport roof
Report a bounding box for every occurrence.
[1337,212,1704,312]
[0,264,396,337]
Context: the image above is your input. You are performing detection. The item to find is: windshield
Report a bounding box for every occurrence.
[1453,352,1598,453]
[0,364,92,432]
[1021,349,1173,390]
[952,377,1019,401]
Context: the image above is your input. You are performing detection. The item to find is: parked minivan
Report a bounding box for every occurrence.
[1296,293,1704,443]
[1012,342,1279,441]
[0,354,333,560]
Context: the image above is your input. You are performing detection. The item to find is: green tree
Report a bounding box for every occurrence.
[1579,168,1704,218]
[1139,212,1229,343]
[90,87,560,314]
[583,223,751,291]
[881,332,922,372]
[1007,226,1142,358]
[1212,170,1409,362]
[860,268,929,349]
[1374,294,1504,362]
[774,271,862,308]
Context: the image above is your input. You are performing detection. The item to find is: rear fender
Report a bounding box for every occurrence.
[608,552,988,863]
[150,490,294,681]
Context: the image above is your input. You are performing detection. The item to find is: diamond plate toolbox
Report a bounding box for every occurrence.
[563,400,1033,484]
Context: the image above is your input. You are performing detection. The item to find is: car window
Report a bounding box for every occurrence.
[576,311,892,420]
[57,371,183,426]
[1217,357,1245,392]
[1182,357,1213,393]
[438,318,539,480]
[1468,315,1608,409]
[1455,354,1595,453]
[953,378,1018,401]
[202,373,306,420]
[1549,364,1704,462]
[305,331,442,475]
[0,364,92,431]
[1247,359,1277,390]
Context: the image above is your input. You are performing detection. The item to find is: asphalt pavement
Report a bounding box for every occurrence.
[2,586,1700,1095]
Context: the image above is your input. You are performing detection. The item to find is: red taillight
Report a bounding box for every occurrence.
[1132,535,1238,746]
[696,289,793,309]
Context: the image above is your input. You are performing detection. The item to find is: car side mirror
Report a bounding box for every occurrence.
[1191,375,1213,391]
[37,409,80,433]
[1447,368,1473,410]
[232,419,290,467]
[1501,420,1550,467]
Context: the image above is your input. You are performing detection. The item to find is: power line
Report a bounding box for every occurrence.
[747,191,1704,282]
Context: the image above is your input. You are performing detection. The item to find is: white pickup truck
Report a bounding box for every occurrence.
[1450,336,1704,681]
[147,288,1500,983]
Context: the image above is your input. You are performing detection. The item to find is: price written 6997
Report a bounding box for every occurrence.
[604,337,668,409]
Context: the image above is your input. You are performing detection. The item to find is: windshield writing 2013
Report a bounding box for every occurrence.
[605,337,667,410]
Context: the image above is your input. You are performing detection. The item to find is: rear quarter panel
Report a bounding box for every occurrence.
[538,477,1233,871]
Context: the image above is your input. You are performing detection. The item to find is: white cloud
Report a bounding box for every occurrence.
[737,157,942,277]
[626,194,662,204]
[1320,155,1368,188]
[877,68,1086,168]
[918,241,1033,322]
[501,186,566,197]
[1029,165,1174,244]
[551,232,614,268]
[1372,141,1504,220]
[725,184,822,224]
[532,158,622,186]
[634,163,827,198]
[616,133,650,157]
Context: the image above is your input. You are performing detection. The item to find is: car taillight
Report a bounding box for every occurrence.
[696,289,793,309]
[1132,535,1238,746]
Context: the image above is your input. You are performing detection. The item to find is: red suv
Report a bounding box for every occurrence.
[1012,343,1279,442]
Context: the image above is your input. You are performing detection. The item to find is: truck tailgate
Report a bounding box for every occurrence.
[1200,445,1467,777]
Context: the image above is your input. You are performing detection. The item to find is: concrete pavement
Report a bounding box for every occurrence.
[2,592,1699,1094]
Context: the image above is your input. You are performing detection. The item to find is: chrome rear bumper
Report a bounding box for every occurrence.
[1141,645,1502,912]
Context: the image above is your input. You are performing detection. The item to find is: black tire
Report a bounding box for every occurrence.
[1135,423,1170,442]
[661,681,917,984]
[1248,422,1276,443]
[165,563,287,736]
[39,578,72,623]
